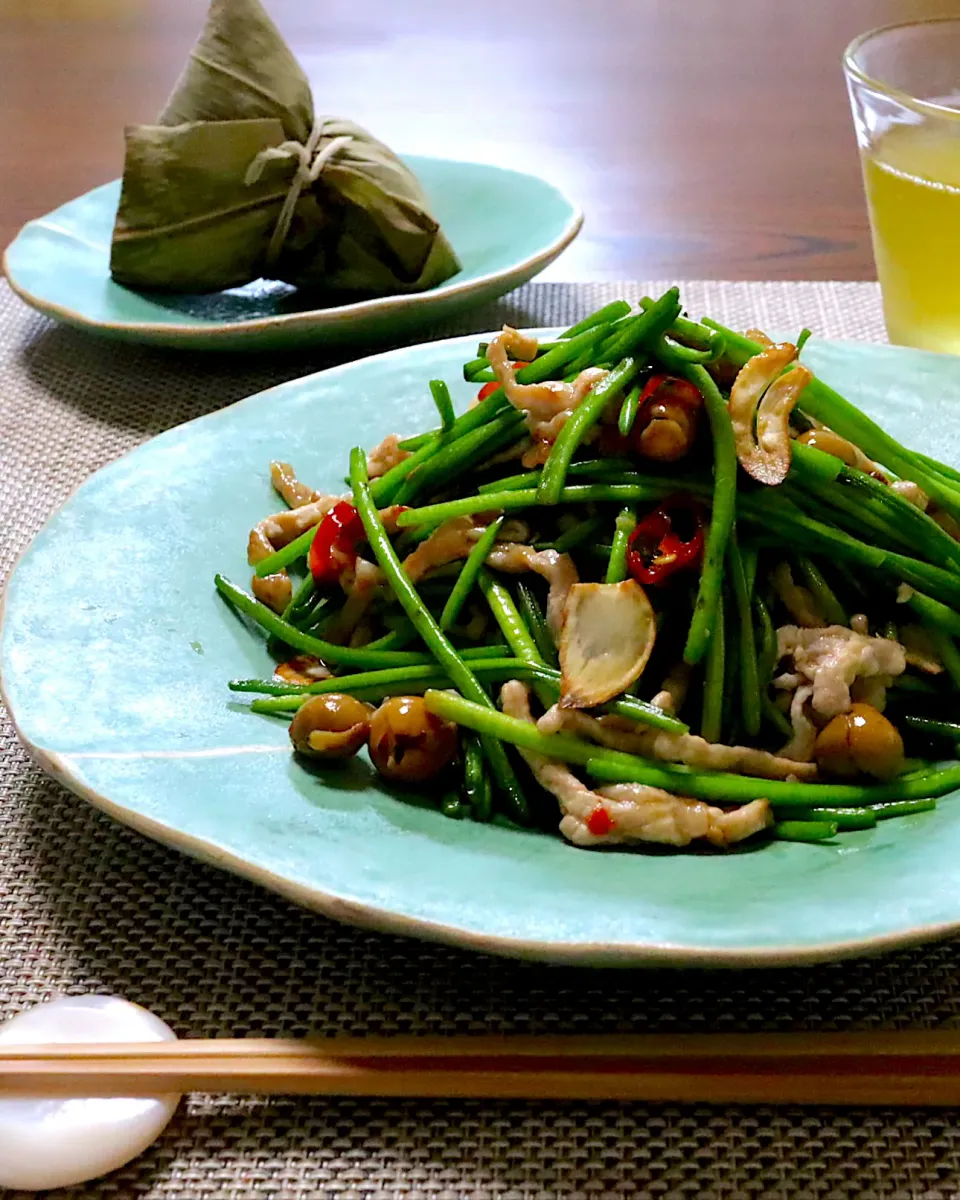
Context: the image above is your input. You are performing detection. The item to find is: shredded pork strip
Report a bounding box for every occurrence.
[537,706,818,782]
[367,433,412,479]
[270,461,320,509]
[771,562,824,628]
[247,479,410,617]
[248,493,346,562]
[486,543,578,637]
[486,326,608,464]
[774,621,907,761]
[651,662,691,716]
[592,786,773,849]
[500,682,772,848]
[781,684,817,763]
[247,492,345,614]
[250,572,293,612]
[324,558,382,643]
[317,515,517,642]
[775,623,906,720]
[898,624,944,675]
[399,521,577,636]
[401,516,483,583]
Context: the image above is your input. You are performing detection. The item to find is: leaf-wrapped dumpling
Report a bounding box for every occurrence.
[110,0,460,297]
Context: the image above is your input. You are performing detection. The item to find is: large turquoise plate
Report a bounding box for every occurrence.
[2,159,581,351]
[5,333,960,966]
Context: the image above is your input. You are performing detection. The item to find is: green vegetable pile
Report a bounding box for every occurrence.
[217,288,960,849]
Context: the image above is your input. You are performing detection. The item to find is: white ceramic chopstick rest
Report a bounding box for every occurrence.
[0,994,180,1191]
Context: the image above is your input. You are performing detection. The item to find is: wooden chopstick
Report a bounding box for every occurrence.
[4,1033,960,1105]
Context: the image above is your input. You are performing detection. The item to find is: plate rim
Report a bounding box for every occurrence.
[4,329,960,969]
[6,674,960,968]
[2,157,583,342]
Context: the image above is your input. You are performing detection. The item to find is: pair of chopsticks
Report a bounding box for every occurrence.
[4,1032,960,1105]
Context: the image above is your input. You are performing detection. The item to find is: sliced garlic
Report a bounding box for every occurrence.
[729,342,811,486]
[559,580,656,708]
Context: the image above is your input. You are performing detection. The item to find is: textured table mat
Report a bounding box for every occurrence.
[5,279,960,1200]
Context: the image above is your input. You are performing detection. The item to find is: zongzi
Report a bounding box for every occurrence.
[110,0,460,297]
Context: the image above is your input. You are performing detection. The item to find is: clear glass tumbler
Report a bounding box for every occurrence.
[844,19,960,353]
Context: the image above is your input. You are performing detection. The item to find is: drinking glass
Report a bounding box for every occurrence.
[845,19,960,353]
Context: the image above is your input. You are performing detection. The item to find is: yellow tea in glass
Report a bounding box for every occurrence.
[845,21,960,353]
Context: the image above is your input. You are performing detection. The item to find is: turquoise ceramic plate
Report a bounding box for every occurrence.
[2,159,581,351]
[4,332,960,966]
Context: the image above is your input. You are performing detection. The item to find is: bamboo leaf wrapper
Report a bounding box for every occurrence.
[110,0,461,296]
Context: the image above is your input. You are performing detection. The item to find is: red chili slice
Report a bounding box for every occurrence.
[626,495,705,586]
[308,501,366,585]
[587,806,614,836]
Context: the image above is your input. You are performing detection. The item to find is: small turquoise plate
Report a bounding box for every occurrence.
[5,332,960,966]
[2,158,581,352]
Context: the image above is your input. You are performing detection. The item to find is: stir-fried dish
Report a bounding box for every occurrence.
[218,288,960,850]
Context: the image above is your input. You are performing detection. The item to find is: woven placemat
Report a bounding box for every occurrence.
[5,279,960,1200]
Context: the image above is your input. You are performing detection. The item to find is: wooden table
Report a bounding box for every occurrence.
[0,0,955,281]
